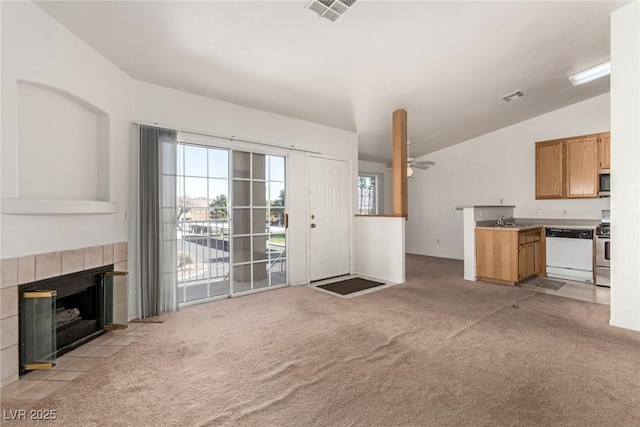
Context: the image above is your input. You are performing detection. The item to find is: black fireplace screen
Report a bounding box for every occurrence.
[18,265,125,373]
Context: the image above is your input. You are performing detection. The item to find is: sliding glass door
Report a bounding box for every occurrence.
[174,143,286,306]
[176,145,231,304]
[231,152,286,293]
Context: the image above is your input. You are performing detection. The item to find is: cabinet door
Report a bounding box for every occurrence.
[566,136,598,198]
[518,243,535,280]
[477,229,518,282]
[598,132,611,172]
[533,240,542,275]
[536,140,564,199]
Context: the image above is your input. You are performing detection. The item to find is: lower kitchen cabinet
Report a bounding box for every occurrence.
[476,227,544,285]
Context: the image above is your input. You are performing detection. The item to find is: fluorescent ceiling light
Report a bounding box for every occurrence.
[569,61,611,86]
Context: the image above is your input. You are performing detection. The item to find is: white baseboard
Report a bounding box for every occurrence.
[609,318,640,332]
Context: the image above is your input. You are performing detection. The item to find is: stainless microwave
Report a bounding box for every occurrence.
[599,173,610,197]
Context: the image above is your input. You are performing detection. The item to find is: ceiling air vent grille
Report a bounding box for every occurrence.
[501,90,524,102]
[306,0,358,22]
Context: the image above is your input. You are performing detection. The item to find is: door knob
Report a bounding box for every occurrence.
[311,223,316,228]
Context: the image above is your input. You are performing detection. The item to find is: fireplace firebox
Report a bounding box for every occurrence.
[18,265,127,374]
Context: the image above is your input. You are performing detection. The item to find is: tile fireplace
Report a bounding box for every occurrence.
[1,242,127,387]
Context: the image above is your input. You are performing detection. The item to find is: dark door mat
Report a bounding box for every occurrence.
[522,277,566,290]
[317,278,385,296]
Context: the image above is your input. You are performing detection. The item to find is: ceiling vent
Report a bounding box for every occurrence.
[501,90,524,102]
[306,0,358,22]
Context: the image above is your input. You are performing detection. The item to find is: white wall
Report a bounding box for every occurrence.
[1,1,134,257]
[1,2,358,320]
[610,1,640,332]
[406,94,611,260]
[354,216,405,284]
[358,160,392,214]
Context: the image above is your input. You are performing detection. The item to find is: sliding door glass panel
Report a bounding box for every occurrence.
[233,237,251,263]
[253,262,269,289]
[233,181,250,206]
[267,156,286,286]
[252,154,266,180]
[176,144,230,305]
[231,152,287,293]
[233,209,251,235]
[253,236,268,261]
[233,265,251,293]
[253,208,267,234]
[233,151,250,178]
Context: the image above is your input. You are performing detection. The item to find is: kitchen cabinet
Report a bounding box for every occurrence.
[535,133,604,199]
[566,135,598,198]
[535,140,564,199]
[476,227,544,285]
[598,132,611,172]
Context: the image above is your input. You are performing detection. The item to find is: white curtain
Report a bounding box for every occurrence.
[138,125,178,317]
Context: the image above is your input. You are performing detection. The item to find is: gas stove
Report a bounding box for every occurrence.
[595,210,610,287]
[596,223,610,238]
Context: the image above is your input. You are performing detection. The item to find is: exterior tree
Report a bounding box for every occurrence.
[209,194,228,219]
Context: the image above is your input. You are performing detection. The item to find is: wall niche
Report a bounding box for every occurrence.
[16,81,110,202]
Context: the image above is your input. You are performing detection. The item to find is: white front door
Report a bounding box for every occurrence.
[308,156,351,281]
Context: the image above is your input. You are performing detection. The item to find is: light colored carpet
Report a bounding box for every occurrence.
[2,255,639,426]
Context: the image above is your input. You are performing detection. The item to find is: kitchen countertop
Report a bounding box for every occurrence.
[475,225,543,231]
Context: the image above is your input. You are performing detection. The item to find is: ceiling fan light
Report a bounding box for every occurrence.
[569,61,611,86]
[407,165,414,178]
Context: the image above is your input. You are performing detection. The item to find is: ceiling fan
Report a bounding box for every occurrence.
[385,140,435,177]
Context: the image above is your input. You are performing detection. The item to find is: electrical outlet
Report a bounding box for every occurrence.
[562,209,568,217]
[534,209,540,217]
[124,211,129,221]
[499,198,504,205]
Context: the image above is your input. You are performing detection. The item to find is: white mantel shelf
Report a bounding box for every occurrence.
[1,198,118,215]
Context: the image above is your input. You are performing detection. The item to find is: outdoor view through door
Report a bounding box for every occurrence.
[174,144,286,305]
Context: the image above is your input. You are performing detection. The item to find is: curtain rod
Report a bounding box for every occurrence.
[134,121,322,154]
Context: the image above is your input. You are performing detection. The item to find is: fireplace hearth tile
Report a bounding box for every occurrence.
[88,345,123,358]
[0,345,19,381]
[49,356,80,371]
[89,334,118,345]
[84,246,104,269]
[0,379,41,398]
[17,255,35,285]
[1,258,17,288]
[67,358,101,372]
[16,379,68,399]
[35,251,62,281]
[62,249,84,275]
[110,336,139,346]
[48,370,84,381]
[0,316,19,350]
[1,286,18,319]
[66,345,103,358]
[22,370,57,380]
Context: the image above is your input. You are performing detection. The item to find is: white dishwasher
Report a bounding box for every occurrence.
[545,228,594,283]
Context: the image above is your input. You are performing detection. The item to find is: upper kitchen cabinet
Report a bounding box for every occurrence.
[566,135,598,198]
[535,132,606,199]
[598,132,611,172]
[535,140,564,199]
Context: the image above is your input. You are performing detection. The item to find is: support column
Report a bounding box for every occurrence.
[392,109,408,217]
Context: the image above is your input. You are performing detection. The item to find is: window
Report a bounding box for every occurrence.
[357,174,378,215]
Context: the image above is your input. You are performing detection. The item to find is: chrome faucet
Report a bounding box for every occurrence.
[496,216,505,227]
